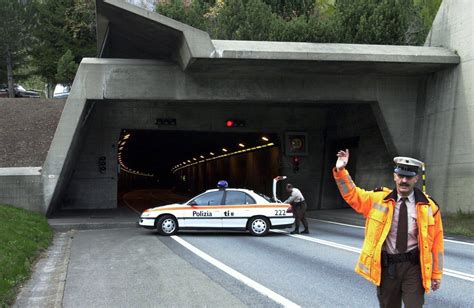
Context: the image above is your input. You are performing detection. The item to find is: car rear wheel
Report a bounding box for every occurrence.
[156,215,178,236]
[248,216,270,236]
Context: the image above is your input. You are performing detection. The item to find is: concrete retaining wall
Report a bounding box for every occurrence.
[0,167,43,212]
[420,0,474,212]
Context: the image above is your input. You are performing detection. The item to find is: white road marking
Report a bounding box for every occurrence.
[272,229,361,253]
[444,269,474,281]
[309,218,365,229]
[171,235,300,308]
[443,238,474,246]
[311,218,474,246]
[272,230,474,282]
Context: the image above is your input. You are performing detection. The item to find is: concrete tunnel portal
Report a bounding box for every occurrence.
[57,100,394,215]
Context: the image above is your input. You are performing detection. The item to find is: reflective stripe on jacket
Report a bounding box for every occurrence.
[333,168,444,293]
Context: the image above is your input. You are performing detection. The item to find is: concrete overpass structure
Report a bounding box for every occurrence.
[0,0,472,215]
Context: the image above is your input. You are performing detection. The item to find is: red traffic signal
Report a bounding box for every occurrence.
[225,119,245,127]
[292,156,300,172]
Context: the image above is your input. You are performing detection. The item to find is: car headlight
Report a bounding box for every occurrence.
[141,212,151,217]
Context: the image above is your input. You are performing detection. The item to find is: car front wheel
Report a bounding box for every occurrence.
[156,215,178,236]
[248,216,270,236]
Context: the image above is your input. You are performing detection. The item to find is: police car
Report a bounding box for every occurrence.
[138,178,295,236]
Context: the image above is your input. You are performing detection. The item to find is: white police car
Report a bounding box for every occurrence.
[138,178,294,236]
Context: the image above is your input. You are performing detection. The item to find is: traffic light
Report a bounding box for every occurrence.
[98,156,107,174]
[292,156,300,173]
[225,119,245,127]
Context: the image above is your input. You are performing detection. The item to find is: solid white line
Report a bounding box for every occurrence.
[272,229,361,253]
[444,269,474,280]
[309,218,365,229]
[171,235,300,308]
[444,239,474,246]
[272,230,474,282]
[311,219,474,246]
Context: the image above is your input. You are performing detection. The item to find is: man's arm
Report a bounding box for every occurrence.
[284,191,297,204]
[333,149,375,217]
[431,205,444,291]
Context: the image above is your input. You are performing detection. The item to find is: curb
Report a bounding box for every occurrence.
[49,221,138,231]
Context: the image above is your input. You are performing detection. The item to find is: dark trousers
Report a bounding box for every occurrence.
[377,262,424,308]
[293,201,308,230]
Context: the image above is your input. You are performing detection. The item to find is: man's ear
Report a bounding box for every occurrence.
[414,175,419,183]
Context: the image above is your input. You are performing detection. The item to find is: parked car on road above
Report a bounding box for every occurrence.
[0,84,40,98]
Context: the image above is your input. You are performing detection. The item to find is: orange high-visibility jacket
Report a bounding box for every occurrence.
[333,168,444,293]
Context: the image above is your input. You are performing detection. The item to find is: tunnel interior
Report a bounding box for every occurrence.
[117,129,281,210]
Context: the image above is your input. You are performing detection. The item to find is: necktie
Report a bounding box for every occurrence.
[396,197,408,253]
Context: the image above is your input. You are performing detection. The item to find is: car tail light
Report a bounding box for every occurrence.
[286,206,293,213]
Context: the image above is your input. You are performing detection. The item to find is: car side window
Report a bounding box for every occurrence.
[190,191,224,206]
[225,191,256,205]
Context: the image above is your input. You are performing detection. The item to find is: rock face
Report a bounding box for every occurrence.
[0,98,65,167]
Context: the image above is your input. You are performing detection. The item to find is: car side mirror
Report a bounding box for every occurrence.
[188,200,198,206]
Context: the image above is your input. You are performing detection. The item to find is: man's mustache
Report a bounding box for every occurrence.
[400,183,410,187]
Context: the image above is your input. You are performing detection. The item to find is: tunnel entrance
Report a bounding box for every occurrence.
[57,100,393,214]
[117,130,280,212]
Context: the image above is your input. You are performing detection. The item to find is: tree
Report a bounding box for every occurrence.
[56,49,78,86]
[156,0,438,46]
[263,0,315,19]
[331,0,419,45]
[210,0,278,40]
[0,0,32,97]
[413,0,442,43]
[30,0,96,97]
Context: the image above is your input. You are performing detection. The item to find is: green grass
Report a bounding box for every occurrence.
[0,205,53,307]
[443,211,474,238]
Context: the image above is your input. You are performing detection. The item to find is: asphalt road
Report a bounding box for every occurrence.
[61,219,473,307]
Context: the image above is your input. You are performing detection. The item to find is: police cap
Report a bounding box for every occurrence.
[393,157,423,177]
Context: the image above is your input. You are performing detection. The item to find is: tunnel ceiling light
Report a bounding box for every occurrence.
[193,158,197,161]
[119,147,123,150]
[124,134,130,139]
[222,148,228,152]
[200,155,204,159]
[210,152,215,156]
[187,160,191,163]
[120,141,126,146]
[262,136,269,141]
[238,143,245,148]
[171,142,277,174]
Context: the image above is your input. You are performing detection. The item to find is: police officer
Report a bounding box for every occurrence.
[333,149,444,308]
[284,183,309,234]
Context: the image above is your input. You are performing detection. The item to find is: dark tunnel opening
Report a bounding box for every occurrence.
[117,130,281,211]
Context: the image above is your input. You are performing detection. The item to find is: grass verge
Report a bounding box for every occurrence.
[443,211,474,238]
[0,205,53,306]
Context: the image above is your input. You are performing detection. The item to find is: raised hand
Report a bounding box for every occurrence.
[336,149,349,170]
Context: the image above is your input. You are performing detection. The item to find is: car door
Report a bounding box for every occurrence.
[185,191,225,228]
[221,191,256,228]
